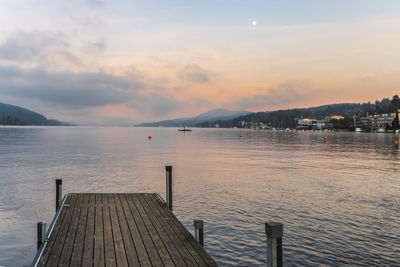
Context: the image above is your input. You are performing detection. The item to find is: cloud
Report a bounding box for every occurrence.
[0,64,134,107]
[236,82,306,109]
[85,0,105,7]
[0,64,181,117]
[81,38,106,54]
[0,31,108,69]
[0,31,80,65]
[132,93,182,116]
[178,64,214,84]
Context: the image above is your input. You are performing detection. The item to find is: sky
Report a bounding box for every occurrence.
[0,0,400,125]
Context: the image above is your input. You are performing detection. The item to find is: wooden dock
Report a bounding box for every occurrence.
[32,193,217,267]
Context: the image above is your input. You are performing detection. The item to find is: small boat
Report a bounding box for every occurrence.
[178,126,192,132]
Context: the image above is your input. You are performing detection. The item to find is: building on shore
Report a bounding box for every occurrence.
[296,118,318,130]
[354,110,400,131]
[368,113,395,127]
[296,115,344,130]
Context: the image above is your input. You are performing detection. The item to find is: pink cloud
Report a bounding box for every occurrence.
[97,104,136,116]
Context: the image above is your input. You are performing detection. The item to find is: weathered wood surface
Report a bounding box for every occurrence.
[35,193,217,267]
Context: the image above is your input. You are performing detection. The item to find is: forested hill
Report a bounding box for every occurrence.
[0,102,71,126]
[197,103,366,128]
[198,95,400,129]
[136,109,250,127]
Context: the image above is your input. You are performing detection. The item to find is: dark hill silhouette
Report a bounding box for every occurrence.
[136,109,250,127]
[0,102,71,126]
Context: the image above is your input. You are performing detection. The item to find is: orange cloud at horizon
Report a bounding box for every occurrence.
[97,104,137,117]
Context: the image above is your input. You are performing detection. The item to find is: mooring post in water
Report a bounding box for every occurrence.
[37,222,46,250]
[55,179,62,212]
[265,222,283,267]
[165,166,172,210]
[194,220,204,246]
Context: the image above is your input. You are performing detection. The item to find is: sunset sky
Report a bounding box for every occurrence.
[1,0,400,125]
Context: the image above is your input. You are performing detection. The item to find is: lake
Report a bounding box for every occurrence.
[0,127,399,266]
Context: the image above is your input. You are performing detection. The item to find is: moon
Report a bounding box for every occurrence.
[252,20,257,26]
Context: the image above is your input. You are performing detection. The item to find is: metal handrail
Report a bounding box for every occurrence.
[30,193,69,267]
[156,193,167,205]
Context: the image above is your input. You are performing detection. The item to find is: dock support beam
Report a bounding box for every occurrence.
[194,220,204,246]
[166,166,172,210]
[265,222,283,267]
[56,179,62,212]
[37,222,46,250]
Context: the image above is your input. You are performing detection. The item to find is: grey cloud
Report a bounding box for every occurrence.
[122,67,148,86]
[122,66,171,93]
[0,64,181,117]
[82,38,106,54]
[0,31,108,67]
[0,31,80,64]
[179,64,213,84]
[0,65,134,107]
[236,82,305,109]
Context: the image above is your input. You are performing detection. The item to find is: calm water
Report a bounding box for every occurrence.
[0,127,399,266]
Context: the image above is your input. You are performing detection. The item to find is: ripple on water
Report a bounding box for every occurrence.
[0,128,399,266]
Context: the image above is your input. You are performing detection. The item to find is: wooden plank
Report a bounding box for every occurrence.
[124,194,164,267]
[146,194,208,266]
[93,193,105,267]
[131,194,175,267]
[81,194,95,266]
[45,194,79,266]
[70,194,89,267]
[35,193,217,267]
[108,194,128,267]
[138,194,189,266]
[143,194,198,266]
[37,195,70,267]
[113,194,140,266]
[103,193,116,267]
[58,194,83,266]
[149,194,218,267]
[119,194,152,267]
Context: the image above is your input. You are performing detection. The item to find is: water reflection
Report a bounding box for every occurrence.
[0,127,399,266]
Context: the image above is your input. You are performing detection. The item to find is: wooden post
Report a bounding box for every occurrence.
[165,166,172,210]
[37,222,46,250]
[56,179,62,212]
[194,220,204,246]
[265,222,283,267]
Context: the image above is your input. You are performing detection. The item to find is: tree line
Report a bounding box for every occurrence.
[195,94,400,129]
[0,116,27,125]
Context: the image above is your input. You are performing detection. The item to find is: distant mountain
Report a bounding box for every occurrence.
[0,102,72,126]
[136,109,251,127]
[193,109,250,120]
